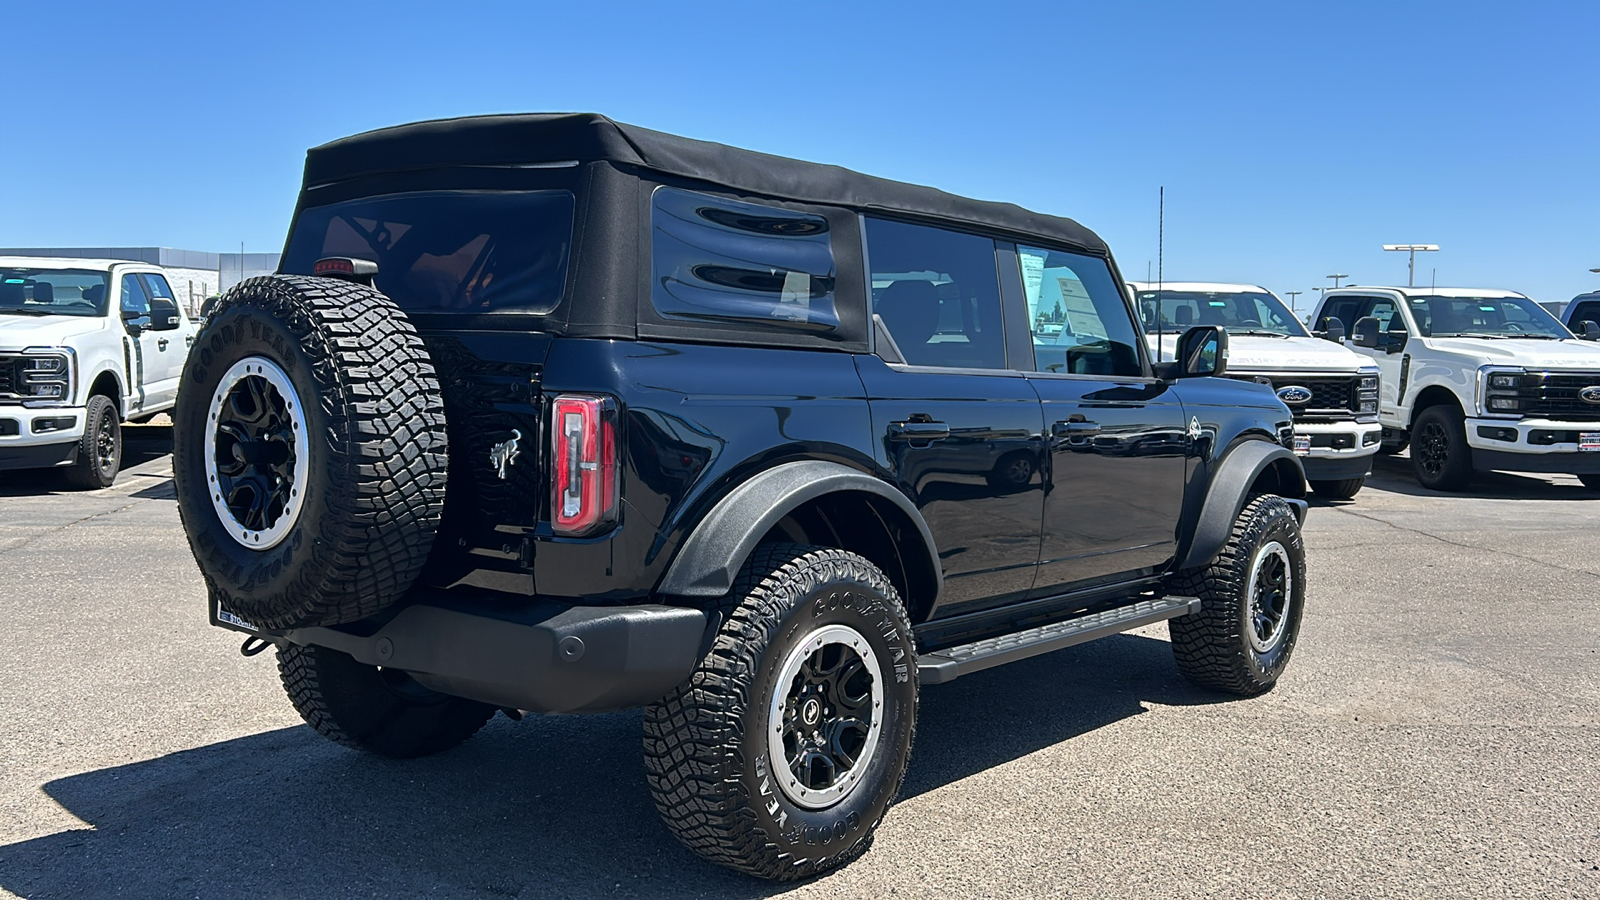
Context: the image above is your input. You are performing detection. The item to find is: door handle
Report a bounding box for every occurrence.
[185,335,194,347]
[888,420,950,443]
[157,338,169,351]
[1052,420,1101,438]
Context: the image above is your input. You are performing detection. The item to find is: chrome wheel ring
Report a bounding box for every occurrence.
[203,356,309,550]
[767,623,885,810]
[1247,540,1293,653]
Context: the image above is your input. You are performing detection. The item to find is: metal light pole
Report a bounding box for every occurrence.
[1285,290,1303,317]
[1382,244,1439,287]
[1326,273,1349,288]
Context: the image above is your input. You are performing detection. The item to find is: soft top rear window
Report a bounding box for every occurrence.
[282,190,574,314]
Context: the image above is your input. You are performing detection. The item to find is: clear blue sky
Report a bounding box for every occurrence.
[5,1,1597,308]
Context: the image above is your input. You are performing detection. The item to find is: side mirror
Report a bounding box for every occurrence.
[149,297,181,332]
[121,308,146,335]
[1169,325,1228,378]
[1352,316,1381,349]
[1580,320,1600,341]
[1319,318,1346,344]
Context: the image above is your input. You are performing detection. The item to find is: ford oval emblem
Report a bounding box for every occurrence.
[1276,385,1313,405]
[1580,385,1600,405]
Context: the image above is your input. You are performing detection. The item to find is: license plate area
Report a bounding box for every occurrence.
[1581,432,1600,452]
[1292,435,1311,456]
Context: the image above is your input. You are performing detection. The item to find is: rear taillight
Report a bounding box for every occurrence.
[551,394,618,536]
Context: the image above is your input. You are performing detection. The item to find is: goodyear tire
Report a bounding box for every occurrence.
[173,275,448,630]
[643,544,918,880]
[1167,495,1306,696]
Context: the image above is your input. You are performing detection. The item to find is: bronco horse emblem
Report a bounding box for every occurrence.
[489,429,522,480]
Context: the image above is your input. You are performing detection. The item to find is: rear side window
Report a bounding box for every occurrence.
[282,190,575,314]
[864,218,1005,369]
[650,187,838,332]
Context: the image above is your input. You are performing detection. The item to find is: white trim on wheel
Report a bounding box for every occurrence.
[203,356,310,551]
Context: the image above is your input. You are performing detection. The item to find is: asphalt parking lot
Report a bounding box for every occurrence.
[1,428,1596,899]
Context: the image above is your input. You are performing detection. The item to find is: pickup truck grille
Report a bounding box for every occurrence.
[1229,373,1360,420]
[0,357,17,400]
[1506,371,1600,421]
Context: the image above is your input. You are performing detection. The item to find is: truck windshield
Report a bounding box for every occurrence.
[282,190,575,314]
[0,269,111,317]
[1408,295,1570,339]
[1136,289,1308,337]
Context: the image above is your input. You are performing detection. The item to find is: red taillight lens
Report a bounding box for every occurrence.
[551,394,618,536]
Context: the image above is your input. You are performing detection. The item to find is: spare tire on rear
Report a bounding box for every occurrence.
[173,275,448,630]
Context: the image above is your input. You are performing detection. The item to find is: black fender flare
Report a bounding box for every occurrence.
[1178,440,1309,570]
[656,460,942,602]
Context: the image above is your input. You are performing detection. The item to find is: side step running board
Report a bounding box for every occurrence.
[916,596,1200,685]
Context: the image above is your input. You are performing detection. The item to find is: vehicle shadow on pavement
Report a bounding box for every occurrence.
[0,635,1213,899]
[1363,454,1597,501]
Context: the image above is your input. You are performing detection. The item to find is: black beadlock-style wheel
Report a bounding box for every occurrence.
[1410,405,1474,492]
[643,544,918,881]
[1167,495,1307,696]
[172,274,449,630]
[277,644,496,758]
[1309,476,1365,500]
[63,393,121,490]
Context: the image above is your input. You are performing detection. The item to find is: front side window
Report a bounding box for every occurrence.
[1407,294,1569,338]
[282,190,575,314]
[140,273,175,300]
[865,218,1005,369]
[0,268,111,318]
[651,187,837,332]
[120,273,151,324]
[1020,246,1142,376]
[1137,288,1308,338]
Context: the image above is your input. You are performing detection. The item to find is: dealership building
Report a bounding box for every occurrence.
[0,247,280,315]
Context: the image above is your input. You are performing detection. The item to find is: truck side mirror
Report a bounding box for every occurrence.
[1581,320,1600,341]
[149,297,182,332]
[1352,316,1381,349]
[1319,318,1346,344]
[1172,325,1228,378]
[121,308,146,335]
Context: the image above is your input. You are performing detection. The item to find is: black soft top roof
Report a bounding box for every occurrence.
[303,113,1109,256]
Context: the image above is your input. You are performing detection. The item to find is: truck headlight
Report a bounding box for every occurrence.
[1357,369,1380,418]
[15,347,75,407]
[1479,367,1525,418]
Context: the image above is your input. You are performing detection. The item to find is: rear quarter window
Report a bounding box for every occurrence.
[650,186,838,333]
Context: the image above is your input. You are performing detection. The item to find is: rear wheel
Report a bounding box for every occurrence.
[643,544,918,880]
[1168,495,1307,696]
[62,394,121,490]
[1410,405,1474,492]
[277,643,495,758]
[1309,477,1365,500]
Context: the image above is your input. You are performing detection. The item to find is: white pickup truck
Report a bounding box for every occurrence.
[1130,282,1382,499]
[1312,285,1600,492]
[0,257,198,487]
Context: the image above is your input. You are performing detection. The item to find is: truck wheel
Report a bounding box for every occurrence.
[643,544,918,880]
[62,394,121,490]
[1168,495,1306,697]
[172,275,448,630]
[1309,477,1364,500]
[1410,405,1473,491]
[277,644,495,758]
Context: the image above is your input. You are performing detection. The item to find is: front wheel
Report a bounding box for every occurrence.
[643,544,918,881]
[1168,495,1307,696]
[62,394,121,490]
[1410,405,1474,492]
[1309,477,1365,500]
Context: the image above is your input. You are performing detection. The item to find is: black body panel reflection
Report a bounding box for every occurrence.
[855,356,1045,616]
[1029,377,1188,594]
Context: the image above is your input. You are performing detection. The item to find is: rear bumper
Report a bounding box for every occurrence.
[212,592,708,714]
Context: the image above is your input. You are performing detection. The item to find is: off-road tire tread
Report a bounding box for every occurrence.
[1309,477,1364,500]
[641,543,915,881]
[276,643,494,758]
[1168,495,1301,697]
[178,275,447,629]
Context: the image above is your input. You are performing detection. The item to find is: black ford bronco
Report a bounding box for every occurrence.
[174,114,1309,880]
